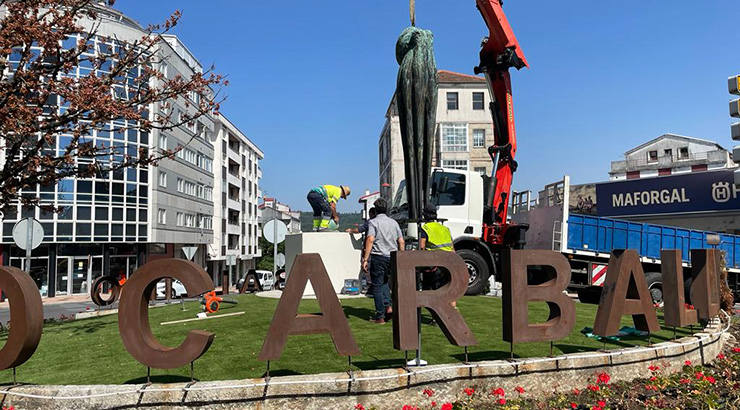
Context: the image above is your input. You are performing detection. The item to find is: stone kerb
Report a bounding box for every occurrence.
[1,317,729,410]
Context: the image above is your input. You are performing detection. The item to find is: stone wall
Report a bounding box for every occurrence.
[1,318,729,410]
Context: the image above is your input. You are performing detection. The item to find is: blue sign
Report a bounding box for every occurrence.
[596,169,740,217]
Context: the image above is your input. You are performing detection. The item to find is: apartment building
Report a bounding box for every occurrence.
[259,198,301,234]
[209,115,264,288]
[609,134,736,180]
[379,70,494,199]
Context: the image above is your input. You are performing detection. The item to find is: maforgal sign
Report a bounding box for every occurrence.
[597,169,740,217]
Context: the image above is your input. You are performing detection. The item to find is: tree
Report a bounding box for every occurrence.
[0,0,226,210]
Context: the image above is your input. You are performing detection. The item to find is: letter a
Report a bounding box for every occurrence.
[259,254,360,360]
[502,250,575,343]
[391,251,477,351]
[660,250,698,327]
[593,250,661,336]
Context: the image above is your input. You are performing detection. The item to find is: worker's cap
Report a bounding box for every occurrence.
[340,185,351,199]
[423,202,438,218]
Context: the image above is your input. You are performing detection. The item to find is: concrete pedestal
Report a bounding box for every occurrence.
[285,232,364,297]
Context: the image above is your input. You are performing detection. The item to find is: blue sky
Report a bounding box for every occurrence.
[117,1,740,213]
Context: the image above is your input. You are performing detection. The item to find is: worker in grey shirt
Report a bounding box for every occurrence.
[362,198,404,324]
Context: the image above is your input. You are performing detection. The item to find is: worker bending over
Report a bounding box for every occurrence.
[306,184,351,231]
[419,203,457,309]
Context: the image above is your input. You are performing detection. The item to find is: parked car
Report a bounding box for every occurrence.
[156,279,187,299]
[237,270,275,292]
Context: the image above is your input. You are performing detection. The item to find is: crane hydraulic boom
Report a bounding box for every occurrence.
[474,0,528,247]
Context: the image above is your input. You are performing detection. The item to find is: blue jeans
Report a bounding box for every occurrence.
[370,254,391,319]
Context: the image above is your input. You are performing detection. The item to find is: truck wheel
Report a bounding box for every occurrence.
[645,272,663,305]
[457,249,490,295]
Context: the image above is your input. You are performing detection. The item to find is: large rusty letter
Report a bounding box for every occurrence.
[502,250,575,343]
[689,249,721,321]
[118,259,215,369]
[392,251,477,351]
[259,254,359,361]
[593,250,661,336]
[0,267,43,370]
[661,250,698,327]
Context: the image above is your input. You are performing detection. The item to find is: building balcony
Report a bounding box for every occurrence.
[227,197,240,211]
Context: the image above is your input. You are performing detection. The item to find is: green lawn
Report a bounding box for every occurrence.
[0,295,695,385]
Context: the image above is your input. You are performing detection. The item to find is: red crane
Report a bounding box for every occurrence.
[474,0,529,248]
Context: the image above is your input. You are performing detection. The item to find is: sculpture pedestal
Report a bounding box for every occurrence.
[284,232,363,297]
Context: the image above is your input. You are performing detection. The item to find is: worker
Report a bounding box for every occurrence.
[306,185,351,231]
[346,207,376,234]
[419,202,457,309]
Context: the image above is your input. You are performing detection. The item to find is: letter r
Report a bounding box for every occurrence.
[502,250,575,343]
[391,251,477,351]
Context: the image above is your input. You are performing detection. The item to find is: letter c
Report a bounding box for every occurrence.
[0,266,43,370]
[118,259,215,369]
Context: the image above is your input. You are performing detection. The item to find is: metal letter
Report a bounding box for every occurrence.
[259,254,360,361]
[593,250,661,336]
[502,250,575,343]
[90,275,121,307]
[118,259,215,369]
[689,249,721,321]
[0,267,43,370]
[661,250,698,327]
[392,251,477,351]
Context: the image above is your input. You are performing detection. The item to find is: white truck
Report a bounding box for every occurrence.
[392,169,740,302]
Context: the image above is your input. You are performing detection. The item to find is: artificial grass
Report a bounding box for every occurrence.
[0,295,695,385]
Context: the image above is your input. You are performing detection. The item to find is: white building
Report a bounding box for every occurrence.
[379,70,494,199]
[209,114,264,288]
[609,134,736,180]
[259,198,301,234]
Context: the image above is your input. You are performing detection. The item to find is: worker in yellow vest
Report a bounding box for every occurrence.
[306,185,351,231]
[419,203,457,309]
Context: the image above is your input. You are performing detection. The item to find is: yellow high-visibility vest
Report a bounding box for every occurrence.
[422,222,453,252]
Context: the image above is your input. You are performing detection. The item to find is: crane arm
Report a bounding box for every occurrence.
[475,0,527,246]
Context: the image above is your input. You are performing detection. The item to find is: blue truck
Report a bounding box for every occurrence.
[510,176,740,303]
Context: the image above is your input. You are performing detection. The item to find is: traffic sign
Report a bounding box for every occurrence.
[227,255,237,266]
[12,218,43,251]
[182,246,198,261]
[262,219,288,244]
[276,253,286,268]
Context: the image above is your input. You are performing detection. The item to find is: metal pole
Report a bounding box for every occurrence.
[229,259,233,294]
[24,218,33,272]
[273,202,278,276]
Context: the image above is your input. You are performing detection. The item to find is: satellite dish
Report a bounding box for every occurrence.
[263,219,288,244]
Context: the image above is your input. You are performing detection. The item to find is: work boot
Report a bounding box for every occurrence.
[368,318,385,325]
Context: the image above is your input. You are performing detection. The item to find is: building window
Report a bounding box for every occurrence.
[678,146,689,159]
[159,134,167,152]
[157,209,166,224]
[159,171,167,188]
[176,212,184,226]
[691,164,708,172]
[177,178,184,193]
[473,129,486,148]
[442,159,468,170]
[664,148,672,159]
[626,171,640,179]
[472,92,484,110]
[441,123,468,152]
[446,92,458,110]
[473,166,487,175]
[647,150,658,162]
[658,168,672,176]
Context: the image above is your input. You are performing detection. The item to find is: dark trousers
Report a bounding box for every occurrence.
[370,254,391,319]
[307,191,331,219]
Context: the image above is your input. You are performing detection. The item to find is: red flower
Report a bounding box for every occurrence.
[572,388,580,395]
[680,378,691,384]
[718,354,726,360]
[598,400,606,407]
[491,387,505,397]
[696,372,704,380]
[597,372,611,385]
[401,406,418,410]
[571,403,578,409]
[706,376,716,384]
[497,398,506,405]
[354,405,365,410]
[732,347,740,353]
[684,360,691,366]
[463,387,475,397]
[422,389,435,398]
[650,376,657,381]
[431,402,437,407]
[441,403,453,410]
[648,365,659,372]
[515,386,525,394]
[587,384,599,392]
[689,305,695,310]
